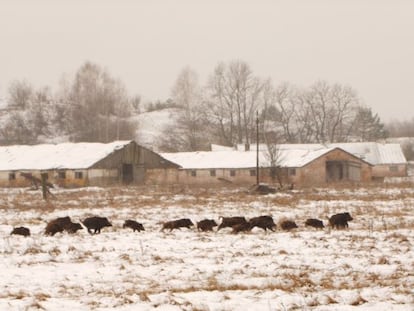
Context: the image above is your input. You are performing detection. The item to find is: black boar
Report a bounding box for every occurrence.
[305,218,324,229]
[196,219,218,232]
[11,226,31,237]
[123,220,145,232]
[161,218,194,231]
[329,212,353,229]
[82,216,112,234]
[280,220,298,231]
[231,222,252,234]
[45,216,72,236]
[217,216,247,231]
[249,215,277,232]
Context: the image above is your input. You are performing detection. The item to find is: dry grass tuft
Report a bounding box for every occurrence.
[27,301,46,310]
[377,256,390,265]
[24,246,43,255]
[48,247,61,256]
[350,294,368,306]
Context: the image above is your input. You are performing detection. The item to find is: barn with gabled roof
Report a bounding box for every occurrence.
[0,140,178,187]
[156,146,373,187]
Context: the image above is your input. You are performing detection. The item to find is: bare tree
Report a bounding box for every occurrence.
[205,63,235,146]
[326,84,359,142]
[386,117,414,137]
[0,84,54,144]
[0,112,34,144]
[205,60,264,146]
[160,67,208,151]
[63,61,135,142]
[7,80,33,109]
[299,81,361,143]
[261,105,285,188]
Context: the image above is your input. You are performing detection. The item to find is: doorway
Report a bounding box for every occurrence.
[122,164,133,184]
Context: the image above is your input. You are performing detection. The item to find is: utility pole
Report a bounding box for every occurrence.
[256,111,259,185]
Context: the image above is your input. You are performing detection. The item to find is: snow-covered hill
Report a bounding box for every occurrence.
[132,108,180,151]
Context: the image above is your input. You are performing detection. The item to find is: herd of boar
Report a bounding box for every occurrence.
[9,212,354,237]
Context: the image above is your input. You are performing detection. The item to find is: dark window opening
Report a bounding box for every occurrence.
[250,170,256,176]
[58,171,66,179]
[210,170,216,177]
[389,166,398,172]
[9,172,16,180]
[230,170,236,177]
[75,171,83,179]
[191,170,197,177]
[289,168,296,176]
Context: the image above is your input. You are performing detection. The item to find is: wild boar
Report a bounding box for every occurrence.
[82,216,112,234]
[249,215,277,232]
[64,222,83,234]
[11,226,31,237]
[329,212,353,229]
[161,218,194,231]
[45,216,72,236]
[217,216,247,231]
[280,220,298,231]
[305,218,324,229]
[231,222,252,234]
[123,220,145,232]
[196,219,218,232]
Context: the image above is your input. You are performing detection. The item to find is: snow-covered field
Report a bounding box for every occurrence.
[0,184,413,311]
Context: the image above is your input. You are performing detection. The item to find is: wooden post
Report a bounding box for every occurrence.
[41,173,48,200]
[256,111,259,185]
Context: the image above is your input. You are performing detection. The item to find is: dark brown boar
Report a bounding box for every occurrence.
[64,222,83,234]
[329,212,353,229]
[280,220,298,231]
[45,216,72,236]
[249,215,277,232]
[217,216,247,231]
[305,218,324,229]
[231,222,252,234]
[161,218,194,231]
[123,220,145,232]
[11,226,31,237]
[82,216,112,234]
[196,219,218,232]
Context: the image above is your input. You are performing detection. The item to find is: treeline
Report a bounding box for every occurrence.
[0,62,138,145]
[0,60,412,157]
[159,61,389,152]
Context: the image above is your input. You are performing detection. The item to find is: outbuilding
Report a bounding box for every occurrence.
[0,141,178,187]
[158,147,373,187]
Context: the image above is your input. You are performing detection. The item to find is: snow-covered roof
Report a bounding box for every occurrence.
[235,142,407,165]
[329,142,406,165]
[0,141,132,171]
[161,147,340,169]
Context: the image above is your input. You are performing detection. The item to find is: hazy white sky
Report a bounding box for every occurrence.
[1,0,413,121]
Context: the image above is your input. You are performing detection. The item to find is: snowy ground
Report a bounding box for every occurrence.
[0,184,413,311]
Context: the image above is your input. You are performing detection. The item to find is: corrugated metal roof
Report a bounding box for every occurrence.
[329,142,406,164]
[0,141,132,170]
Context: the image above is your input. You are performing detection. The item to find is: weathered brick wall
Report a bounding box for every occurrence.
[372,164,407,178]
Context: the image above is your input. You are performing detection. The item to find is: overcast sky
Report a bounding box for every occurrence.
[1,0,413,122]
